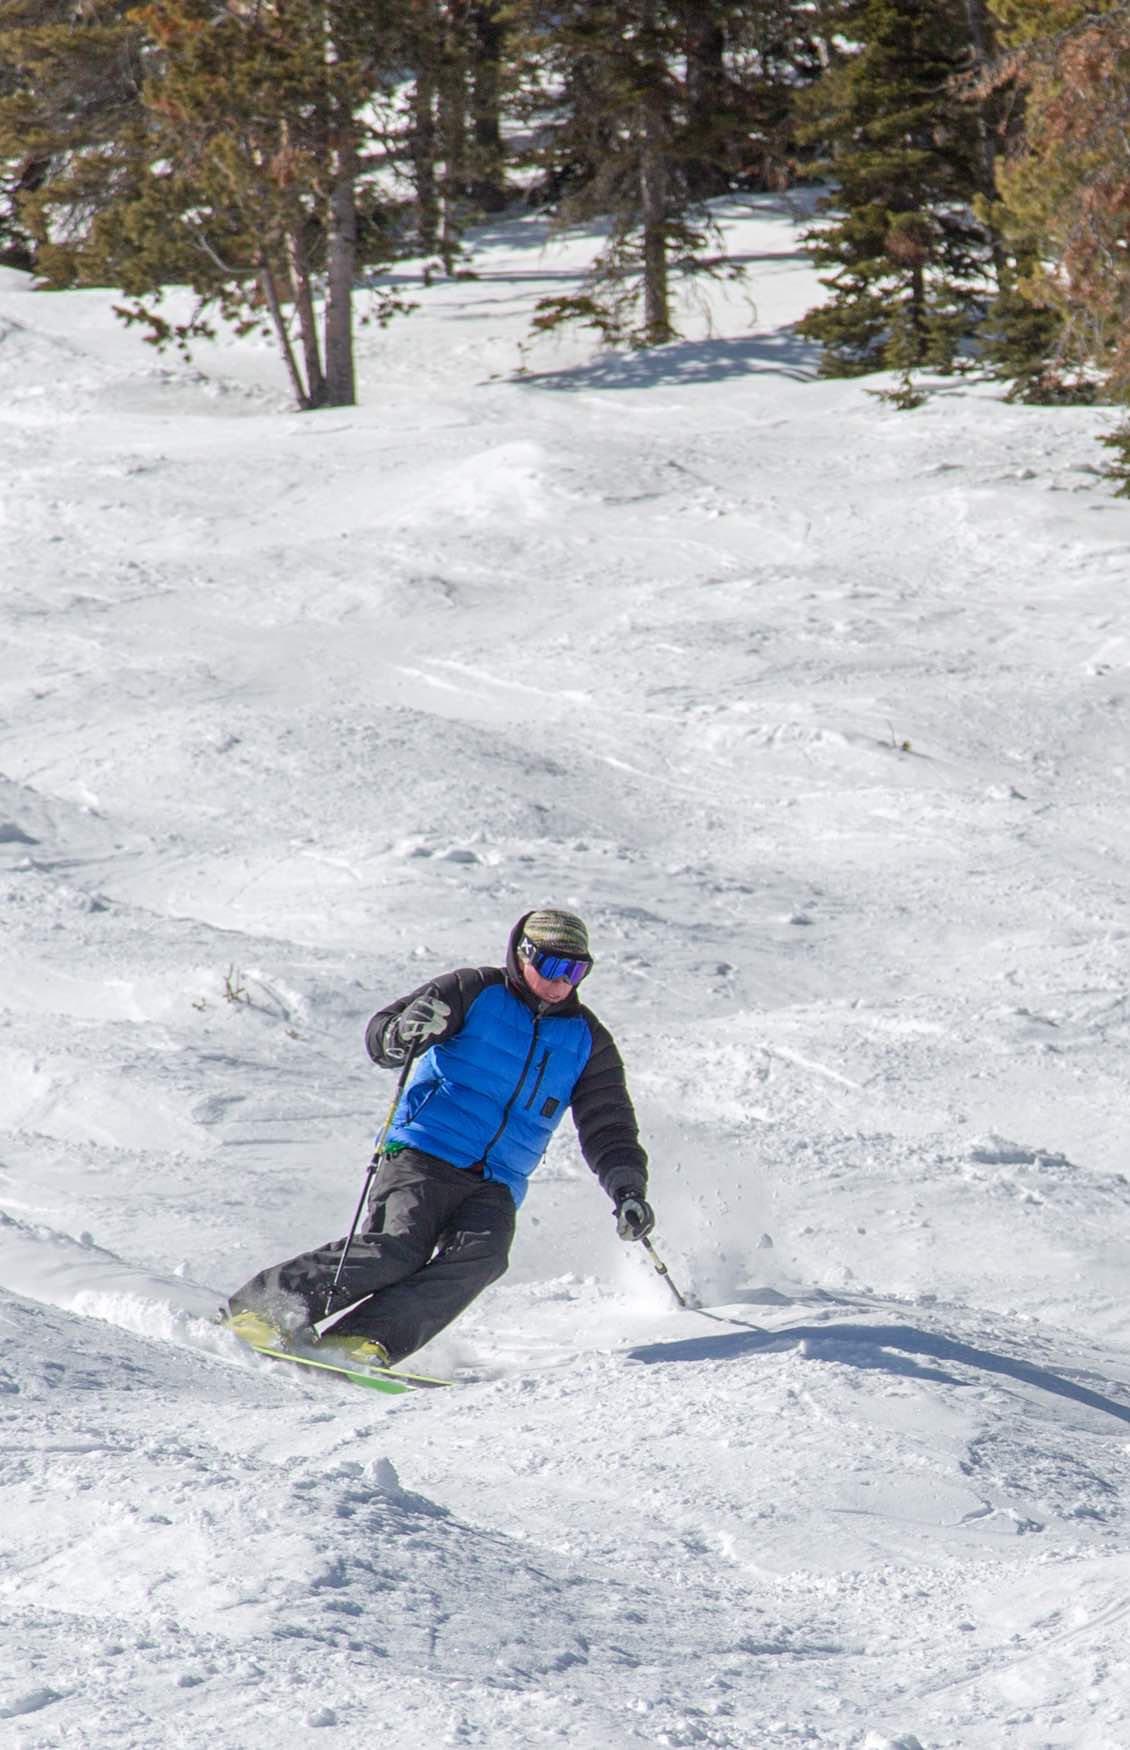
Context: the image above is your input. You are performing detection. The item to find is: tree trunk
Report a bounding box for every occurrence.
[324,102,358,407]
[962,0,988,60]
[639,0,672,344]
[414,72,439,252]
[287,226,327,407]
[683,5,728,201]
[258,259,313,410]
[440,2,469,273]
[469,2,506,213]
[962,0,1005,284]
[412,3,440,252]
[910,260,927,363]
[962,0,995,190]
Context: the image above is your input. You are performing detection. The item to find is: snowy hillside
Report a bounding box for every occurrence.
[3,198,1130,1749]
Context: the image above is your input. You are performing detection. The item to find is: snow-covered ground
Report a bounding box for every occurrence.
[3,198,1130,1748]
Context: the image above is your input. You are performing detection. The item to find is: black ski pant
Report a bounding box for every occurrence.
[228,1148,516,1366]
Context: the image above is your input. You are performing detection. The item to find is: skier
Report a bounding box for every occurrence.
[226,909,654,1369]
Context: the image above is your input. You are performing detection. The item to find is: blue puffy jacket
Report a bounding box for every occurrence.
[365,920,648,1209]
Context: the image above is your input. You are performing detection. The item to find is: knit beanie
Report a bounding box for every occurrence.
[522,908,591,959]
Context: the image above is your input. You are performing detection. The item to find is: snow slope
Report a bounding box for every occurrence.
[3,199,1130,1747]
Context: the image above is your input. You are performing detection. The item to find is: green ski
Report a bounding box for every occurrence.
[242,1339,452,1393]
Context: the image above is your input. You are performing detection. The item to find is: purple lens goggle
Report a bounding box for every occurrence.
[518,935,592,986]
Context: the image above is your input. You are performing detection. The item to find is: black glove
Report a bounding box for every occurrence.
[615,1193,655,1242]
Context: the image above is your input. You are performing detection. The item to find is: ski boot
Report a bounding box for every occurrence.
[315,1332,392,1369]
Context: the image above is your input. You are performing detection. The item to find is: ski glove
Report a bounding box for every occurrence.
[396,993,452,1045]
[615,1193,655,1242]
[381,993,452,1063]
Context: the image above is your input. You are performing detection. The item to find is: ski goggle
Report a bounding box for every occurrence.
[518,936,592,986]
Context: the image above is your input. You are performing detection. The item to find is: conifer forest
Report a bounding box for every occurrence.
[2,2,1130,461]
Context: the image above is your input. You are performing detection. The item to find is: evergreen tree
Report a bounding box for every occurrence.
[515,0,775,348]
[403,1,513,271]
[432,0,473,268]
[0,0,145,274]
[0,0,411,408]
[515,0,679,345]
[960,0,1069,398]
[469,2,508,212]
[683,3,730,199]
[983,0,1130,399]
[797,0,994,376]
[977,241,1085,400]
[406,0,442,254]
[1100,416,1130,497]
[724,1,825,193]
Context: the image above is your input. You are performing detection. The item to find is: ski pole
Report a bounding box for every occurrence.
[640,1233,692,1309]
[638,1233,770,1334]
[323,1041,418,1320]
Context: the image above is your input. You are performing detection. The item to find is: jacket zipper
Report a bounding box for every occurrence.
[524,1048,550,1111]
[477,1016,540,1169]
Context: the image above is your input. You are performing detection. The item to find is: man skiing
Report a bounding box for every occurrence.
[225,909,653,1369]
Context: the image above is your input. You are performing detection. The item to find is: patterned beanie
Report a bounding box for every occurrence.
[522,908,591,959]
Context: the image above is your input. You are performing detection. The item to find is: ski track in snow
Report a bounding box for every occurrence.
[3,200,1130,1746]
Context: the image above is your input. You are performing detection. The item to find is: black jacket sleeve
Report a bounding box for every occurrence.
[365,967,498,1066]
[571,1010,648,1204]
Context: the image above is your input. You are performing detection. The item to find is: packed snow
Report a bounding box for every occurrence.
[2,198,1130,1748]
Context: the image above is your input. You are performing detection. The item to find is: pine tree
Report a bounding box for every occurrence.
[1100,417,1130,496]
[407,0,443,254]
[797,0,994,376]
[403,1,513,272]
[469,2,508,212]
[515,0,675,345]
[983,0,1130,399]
[1,0,412,408]
[515,0,770,348]
[683,3,730,199]
[959,0,1070,398]
[978,242,1085,400]
[724,2,825,192]
[0,0,146,275]
[666,3,825,200]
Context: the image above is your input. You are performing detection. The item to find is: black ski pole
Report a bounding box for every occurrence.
[322,1041,418,1323]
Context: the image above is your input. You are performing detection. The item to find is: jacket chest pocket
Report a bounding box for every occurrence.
[525,1039,580,1121]
[524,1049,550,1111]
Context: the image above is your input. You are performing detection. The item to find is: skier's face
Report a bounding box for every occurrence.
[521,958,575,1005]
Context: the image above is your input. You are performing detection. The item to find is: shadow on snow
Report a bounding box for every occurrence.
[518,328,819,392]
[627,1322,1130,1427]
